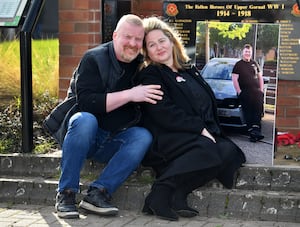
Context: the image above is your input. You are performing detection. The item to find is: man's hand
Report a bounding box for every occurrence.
[106,84,163,112]
[232,73,241,95]
[130,85,163,104]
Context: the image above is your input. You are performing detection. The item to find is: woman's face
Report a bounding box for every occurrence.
[145,29,174,67]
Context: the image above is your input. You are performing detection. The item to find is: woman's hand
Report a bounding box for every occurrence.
[201,128,216,143]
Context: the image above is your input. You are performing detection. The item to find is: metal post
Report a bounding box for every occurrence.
[20,0,45,152]
[20,31,33,153]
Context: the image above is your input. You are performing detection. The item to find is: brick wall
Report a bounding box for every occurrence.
[276,80,300,134]
[58,0,101,99]
[58,0,300,133]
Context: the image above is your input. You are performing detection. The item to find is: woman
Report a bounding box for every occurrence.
[136,17,246,221]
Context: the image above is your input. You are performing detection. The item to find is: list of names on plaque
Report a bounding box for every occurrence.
[278,20,300,78]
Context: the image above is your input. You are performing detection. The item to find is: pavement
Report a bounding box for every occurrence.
[1,203,299,227]
[1,153,300,226]
[225,113,275,166]
[1,119,300,227]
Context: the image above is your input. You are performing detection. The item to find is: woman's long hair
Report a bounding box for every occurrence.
[142,16,191,70]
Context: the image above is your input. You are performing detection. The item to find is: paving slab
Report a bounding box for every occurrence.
[1,154,300,223]
[1,203,300,227]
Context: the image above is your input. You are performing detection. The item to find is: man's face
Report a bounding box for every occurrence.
[113,22,144,63]
[242,47,252,62]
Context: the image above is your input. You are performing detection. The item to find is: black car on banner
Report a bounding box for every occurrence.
[201,57,269,128]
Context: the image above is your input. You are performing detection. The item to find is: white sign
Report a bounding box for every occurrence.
[0,0,28,27]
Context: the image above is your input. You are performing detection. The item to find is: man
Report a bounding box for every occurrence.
[232,44,264,142]
[55,14,163,219]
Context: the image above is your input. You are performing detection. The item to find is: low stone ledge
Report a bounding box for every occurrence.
[190,188,300,223]
[236,165,300,192]
[0,153,154,181]
[2,154,300,192]
[1,177,299,223]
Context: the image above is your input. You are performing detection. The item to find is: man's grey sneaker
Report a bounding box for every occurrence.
[55,190,79,219]
[79,186,119,216]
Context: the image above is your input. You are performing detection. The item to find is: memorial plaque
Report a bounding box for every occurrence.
[163,0,300,80]
[0,0,29,27]
[162,0,300,166]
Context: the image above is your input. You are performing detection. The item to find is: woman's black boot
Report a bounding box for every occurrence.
[172,188,199,217]
[142,192,153,215]
[142,184,178,221]
[170,168,221,217]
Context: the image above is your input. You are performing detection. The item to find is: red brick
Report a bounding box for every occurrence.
[277,81,300,97]
[58,85,71,99]
[278,80,290,86]
[74,0,89,10]
[86,34,101,46]
[89,11,101,21]
[60,34,90,44]
[276,117,299,127]
[89,0,101,9]
[59,22,74,33]
[286,108,300,117]
[275,107,284,117]
[59,45,73,56]
[286,86,300,95]
[60,56,80,67]
[73,45,90,56]
[88,43,101,50]
[276,85,285,94]
[276,97,299,106]
[59,90,68,100]
[59,0,74,10]
[59,78,72,89]
[88,23,101,33]
[74,23,90,32]
[60,11,90,21]
[59,66,76,77]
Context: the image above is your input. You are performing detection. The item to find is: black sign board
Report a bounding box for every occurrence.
[102,0,118,43]
[163,0,300,80]
[0,0,29,27]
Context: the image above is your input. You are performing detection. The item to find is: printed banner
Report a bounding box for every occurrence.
[163,0,300,80]
[162,0,300,166]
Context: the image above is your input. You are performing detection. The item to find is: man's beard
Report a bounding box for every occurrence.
[121,46,139,62]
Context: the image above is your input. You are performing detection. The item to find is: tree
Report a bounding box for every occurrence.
[209,22,252,40]
[256,24,279,54]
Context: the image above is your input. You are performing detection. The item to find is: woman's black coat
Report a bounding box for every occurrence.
[137,64,246,180]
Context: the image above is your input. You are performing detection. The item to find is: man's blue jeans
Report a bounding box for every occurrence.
[58,112,152,195]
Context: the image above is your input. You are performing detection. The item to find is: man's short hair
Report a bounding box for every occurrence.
[114,14,143,32]
[243,44,252,49]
